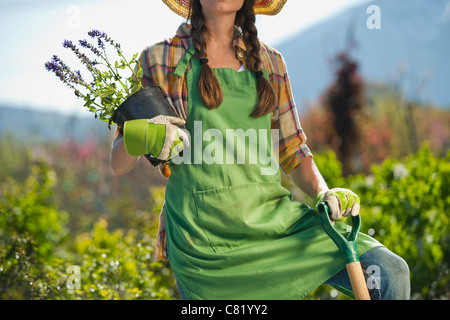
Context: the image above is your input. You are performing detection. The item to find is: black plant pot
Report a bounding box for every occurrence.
[110,86,184,167]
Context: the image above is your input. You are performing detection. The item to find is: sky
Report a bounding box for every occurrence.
[0,0,370,118]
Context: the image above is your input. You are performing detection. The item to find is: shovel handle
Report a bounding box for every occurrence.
[318,202,371,300]
[346,261,371,300]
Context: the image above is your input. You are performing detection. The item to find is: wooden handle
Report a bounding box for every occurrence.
[346,261,371,300]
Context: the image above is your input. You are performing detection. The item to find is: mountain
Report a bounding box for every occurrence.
[2,0,449,143]
[0,105,111,143]
[276,0,450,111]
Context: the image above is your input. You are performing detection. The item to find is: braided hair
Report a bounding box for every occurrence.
[188,0,277,117]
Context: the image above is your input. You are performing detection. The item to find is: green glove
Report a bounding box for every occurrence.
[313,188,361,221]
[123,115,189,160]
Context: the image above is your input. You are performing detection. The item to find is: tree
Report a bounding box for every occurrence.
[323,51,365,176]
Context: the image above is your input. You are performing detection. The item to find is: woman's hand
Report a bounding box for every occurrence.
[123,115,189,160]
[313,188,361,221]
[289,158,360,221]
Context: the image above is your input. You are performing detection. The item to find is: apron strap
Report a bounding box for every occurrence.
[174,45,196,77]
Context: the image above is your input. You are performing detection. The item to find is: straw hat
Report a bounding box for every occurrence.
[162,0,287,18]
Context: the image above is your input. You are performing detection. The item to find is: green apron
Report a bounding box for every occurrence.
[164,57,382,300]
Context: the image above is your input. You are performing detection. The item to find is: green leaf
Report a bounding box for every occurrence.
[136,68,143,79]
[130,84,143,95]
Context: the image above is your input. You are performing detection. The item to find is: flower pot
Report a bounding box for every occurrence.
[110,86,184,167]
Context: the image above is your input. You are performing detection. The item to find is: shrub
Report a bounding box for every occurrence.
[0,160,177,300]
[1,135,448,299]
[348,145,450,299]
[306,145,449,299]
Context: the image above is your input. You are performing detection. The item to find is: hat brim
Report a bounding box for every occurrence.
[162,0,287,19]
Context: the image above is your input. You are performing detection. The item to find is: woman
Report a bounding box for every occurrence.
[111,0,410,300]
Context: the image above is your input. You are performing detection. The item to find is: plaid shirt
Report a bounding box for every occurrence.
[138,23,312,260]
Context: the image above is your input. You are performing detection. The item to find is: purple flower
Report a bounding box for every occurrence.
[97,38,105,49]
[87,29,121,51]
[45,60,63,82]
[45,55,85,88]
[79,39,102,57]
[62,39,98,71]
[87,29,103,38]
[44,58,59,73]
[75,70,84,83]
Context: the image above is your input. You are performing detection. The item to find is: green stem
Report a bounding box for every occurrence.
[65,81,105,113]
[100,47,130,96]
[119,50,139,79]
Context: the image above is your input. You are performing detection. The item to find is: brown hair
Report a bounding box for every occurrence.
[188,0,277,117]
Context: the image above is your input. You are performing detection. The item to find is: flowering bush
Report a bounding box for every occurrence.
[45,30,143,125]
[1,134,448,299]
[0,154,176,300]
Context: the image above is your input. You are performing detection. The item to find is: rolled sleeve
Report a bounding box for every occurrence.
[271,54,312,174]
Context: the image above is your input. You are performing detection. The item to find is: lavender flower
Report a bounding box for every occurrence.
[79,39,102,57]
[63,39,98,71]
[45,59,66,83]
[88,29,121,51]
[97,38,105,49]
[75,70,84,83]
[45,29,143,124]
[87,29,104,38]
[45,55,84,86]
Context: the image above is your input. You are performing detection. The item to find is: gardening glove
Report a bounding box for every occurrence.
[123,115,189,160]
[313,188,360,221]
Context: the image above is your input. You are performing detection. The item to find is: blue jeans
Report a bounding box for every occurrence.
[176,246,410,300]
[325,246,410,300]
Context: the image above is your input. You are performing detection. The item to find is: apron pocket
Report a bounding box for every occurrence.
[194,182,293,253]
